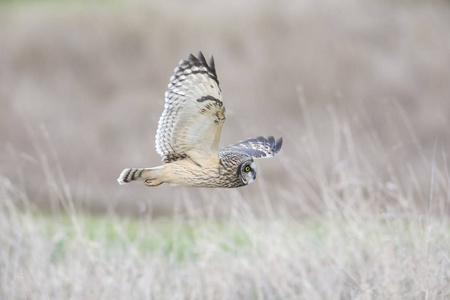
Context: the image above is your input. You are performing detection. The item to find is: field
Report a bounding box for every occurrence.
[1,0,450,298]
[2,207,450,299]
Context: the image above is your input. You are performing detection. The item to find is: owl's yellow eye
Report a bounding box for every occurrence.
[244,166,251,172]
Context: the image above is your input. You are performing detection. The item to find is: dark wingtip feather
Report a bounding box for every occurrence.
[187,53,198,65]
[267,136,276,153]
[197,51,207,66]
[209,54,215,73]
[274,137,283,154]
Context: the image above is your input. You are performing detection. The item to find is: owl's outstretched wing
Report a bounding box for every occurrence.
[155,52,226,163]
[221,136,283,159]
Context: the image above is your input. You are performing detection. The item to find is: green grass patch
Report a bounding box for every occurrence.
[34,212,259,264]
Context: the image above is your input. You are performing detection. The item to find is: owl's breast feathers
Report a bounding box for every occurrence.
[152,151,247,188]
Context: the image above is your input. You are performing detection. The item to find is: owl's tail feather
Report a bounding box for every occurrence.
[117,167,163,186]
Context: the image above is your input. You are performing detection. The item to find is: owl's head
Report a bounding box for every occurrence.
[238,160,257,185]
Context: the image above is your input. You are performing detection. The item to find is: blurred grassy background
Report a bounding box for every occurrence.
[1,0,450,217]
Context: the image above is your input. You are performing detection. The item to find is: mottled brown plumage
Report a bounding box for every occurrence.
[118,52,282,188]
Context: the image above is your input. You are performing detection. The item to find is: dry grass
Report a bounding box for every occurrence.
[1,204,450,299]
[1,0,450,298]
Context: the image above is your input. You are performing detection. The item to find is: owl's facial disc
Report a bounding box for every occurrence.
[239,161,257,185]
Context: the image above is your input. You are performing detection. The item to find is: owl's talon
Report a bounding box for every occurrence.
[144,179,163,187]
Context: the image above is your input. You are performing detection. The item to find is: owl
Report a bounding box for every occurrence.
[117,52,282,188]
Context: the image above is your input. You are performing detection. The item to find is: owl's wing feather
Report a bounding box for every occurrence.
[155,52,226,163]
[221,136,283,159]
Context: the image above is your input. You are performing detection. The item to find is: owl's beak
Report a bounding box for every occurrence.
[240,172,248,185]
[248,164,257,184]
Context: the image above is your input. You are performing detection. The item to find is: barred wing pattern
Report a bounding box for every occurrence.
[221,136,283,159]
[155,52,226,163]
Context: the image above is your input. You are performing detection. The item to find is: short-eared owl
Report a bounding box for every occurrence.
[118,52,282,188]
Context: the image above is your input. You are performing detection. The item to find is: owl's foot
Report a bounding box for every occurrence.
[144,178,163,187]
